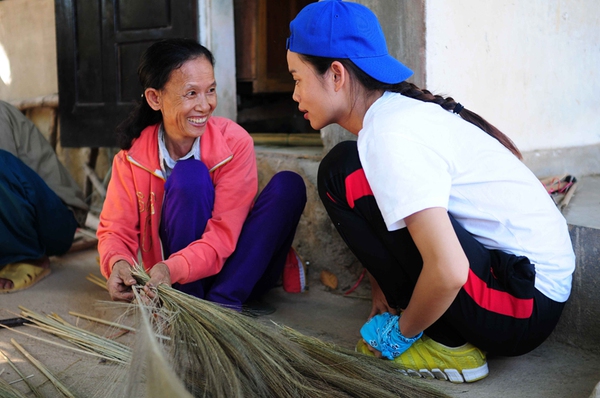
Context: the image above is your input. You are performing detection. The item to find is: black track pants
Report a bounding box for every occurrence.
[318,141,565,356]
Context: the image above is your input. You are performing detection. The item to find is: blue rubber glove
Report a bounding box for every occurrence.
[360,312,423,359]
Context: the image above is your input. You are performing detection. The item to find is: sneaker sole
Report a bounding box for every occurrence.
[355,339,489,383]
[397,362,489,383]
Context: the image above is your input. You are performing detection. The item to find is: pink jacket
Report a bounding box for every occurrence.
[97,117,258,284]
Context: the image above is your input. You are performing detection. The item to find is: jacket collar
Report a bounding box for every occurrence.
[127,117,233,176]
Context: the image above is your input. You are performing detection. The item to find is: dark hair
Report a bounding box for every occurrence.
[116,38,215,150]
[299,54,522,159]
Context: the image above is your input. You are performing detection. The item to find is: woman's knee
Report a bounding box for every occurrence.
[317,141,361,203]
[0,150,26,181]
[318,141,360,181]
[262,171,307,212]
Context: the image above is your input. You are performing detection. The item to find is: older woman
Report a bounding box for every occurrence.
[97,38,306,311]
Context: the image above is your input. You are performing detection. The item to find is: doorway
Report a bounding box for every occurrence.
[233,0,318,139]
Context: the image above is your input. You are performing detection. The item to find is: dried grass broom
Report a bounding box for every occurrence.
[128,264,450,398]
[124,286,193,398]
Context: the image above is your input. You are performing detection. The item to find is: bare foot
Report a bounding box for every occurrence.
[0,278,12,289]
[0,256,50,290]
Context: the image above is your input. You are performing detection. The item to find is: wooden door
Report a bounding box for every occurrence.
[234,0,314,94]
[55,0,198,147]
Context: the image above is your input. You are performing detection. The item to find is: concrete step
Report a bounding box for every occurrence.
[552,175,600,353]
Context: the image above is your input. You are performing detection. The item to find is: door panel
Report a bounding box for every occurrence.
[56,0,198,147]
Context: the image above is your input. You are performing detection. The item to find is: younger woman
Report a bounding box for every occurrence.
[287,0,575,383]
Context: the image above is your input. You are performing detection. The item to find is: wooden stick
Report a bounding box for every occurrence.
[0,348,42,398]
[11,339,76,398]
[68,311,135,332]
[82,163,107,198]
[9,94,59,111]
[8,375,34,386]
[0,322,126,364]
[86,274,108,290]
[560,181,578,211]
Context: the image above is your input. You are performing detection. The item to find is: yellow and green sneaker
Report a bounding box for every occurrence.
[356,335,488,383]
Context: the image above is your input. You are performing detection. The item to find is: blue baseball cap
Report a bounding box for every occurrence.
[287,0,413,84]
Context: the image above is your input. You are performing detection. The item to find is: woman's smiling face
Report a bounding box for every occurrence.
[147,56,217,143]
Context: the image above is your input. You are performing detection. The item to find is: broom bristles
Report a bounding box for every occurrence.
[129,264,450,398]
[125,286,194,398]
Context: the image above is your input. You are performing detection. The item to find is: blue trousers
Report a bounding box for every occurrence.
[0,150,77,267]
[159,159,306,309]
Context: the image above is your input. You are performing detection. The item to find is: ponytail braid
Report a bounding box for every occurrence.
[298,54,522,159]
[392,82,522,159]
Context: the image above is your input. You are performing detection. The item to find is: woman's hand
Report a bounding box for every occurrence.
[368,272,397,319]
[143,262,172,299]
[360,313,422,359]
[107,260,137,302]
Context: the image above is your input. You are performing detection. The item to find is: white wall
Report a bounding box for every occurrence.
[425,0,600,152]
[198,0,237,120]
[0,0,57,102]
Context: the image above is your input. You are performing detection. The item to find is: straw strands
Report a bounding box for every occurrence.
[0,348,42,398]
[86,273,108,291]
[125,286,193,398]
[1,266,450,397]
[0,368,29,398]
[17,307,131,364]
[0,376,28,398]
[127,264,450,398]
[10,339,76,398]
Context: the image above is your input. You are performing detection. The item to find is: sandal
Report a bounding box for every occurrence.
[0,262,51,293]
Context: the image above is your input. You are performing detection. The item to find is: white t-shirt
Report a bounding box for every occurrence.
[357,91,575,302]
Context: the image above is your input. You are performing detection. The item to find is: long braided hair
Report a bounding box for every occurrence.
[300,55,522,159]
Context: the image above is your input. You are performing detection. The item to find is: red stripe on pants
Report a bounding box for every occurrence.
[463,268,534,319]
[345,169,373,209]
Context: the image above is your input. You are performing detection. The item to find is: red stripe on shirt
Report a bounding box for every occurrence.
[345,169,373,209]
[463,268,534,319]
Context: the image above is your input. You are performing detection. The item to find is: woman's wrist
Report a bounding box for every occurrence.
[393,317,422,343]
[398,313,421,340]
[111,260,131,273]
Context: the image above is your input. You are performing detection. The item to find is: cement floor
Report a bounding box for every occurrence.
[1,248,599,397]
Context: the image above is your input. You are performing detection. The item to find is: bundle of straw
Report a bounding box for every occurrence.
[128,265,449,398]
[18,307,131,364]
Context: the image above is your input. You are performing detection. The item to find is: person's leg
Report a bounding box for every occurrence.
[0,150,77,267]
[205,171,306,309]
[318,142,560,355]
[437,235,564,355]
[318,141,421,310]
[159,159,215,299]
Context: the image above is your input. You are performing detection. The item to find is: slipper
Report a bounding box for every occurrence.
[0,262,51,294]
